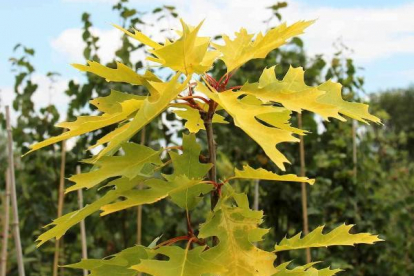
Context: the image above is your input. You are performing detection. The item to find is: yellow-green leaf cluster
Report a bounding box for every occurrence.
[198,63,380,170]
[26,17,382,276]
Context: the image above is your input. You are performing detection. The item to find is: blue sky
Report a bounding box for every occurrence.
[1,0,414,111]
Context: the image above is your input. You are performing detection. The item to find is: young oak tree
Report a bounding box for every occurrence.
[27,19,382,275]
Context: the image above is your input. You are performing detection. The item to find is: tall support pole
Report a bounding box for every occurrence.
[53,138,66,276]
[0,169,11,276]
[5,106,25,276]
[76,166,88,276]
[253,180,259,211]
[352,120,357,182]
[298,113,311,263]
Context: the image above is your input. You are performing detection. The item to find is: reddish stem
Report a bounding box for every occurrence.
[218,73,228,85]
[179,95,210,104]
[155,236,191,249]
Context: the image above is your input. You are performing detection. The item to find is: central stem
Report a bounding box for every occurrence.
[203,110,220,246]
[203,113,219,210]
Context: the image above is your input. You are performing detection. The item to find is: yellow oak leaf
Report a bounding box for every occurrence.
[172,104,228,133]
[273,262,342,276]
[100,176,202,216]
[25,90,144,155]
[36,176,146,246]
[66,143,162,193]
[242,66,381,123]
[213,20,314,72]
[115,19,219,75]
[228,165,315,185]
[198,82,302,170]
[90,73,187,162]
[72,61,160,85]
[199,192,277,276]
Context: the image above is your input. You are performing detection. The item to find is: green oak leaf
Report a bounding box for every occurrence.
[199,190,277,276]
[65,245,153,276]
[274,224,382,252]
[133,245,226,276]
[165,133,213,210]
[67,143,162,193]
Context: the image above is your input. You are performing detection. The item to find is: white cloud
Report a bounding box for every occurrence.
[281,2,414,63]
[0,87,14,111]
[51,27,122,64]
[0,74,71,123]
[169,0,414,64]
[31,74,71,112]
[54,0,414,66]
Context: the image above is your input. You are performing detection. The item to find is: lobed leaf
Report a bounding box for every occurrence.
[25,90,144,155]
[66,143,162,193]
[199,82,302,170]
[36,176,146,246]
[241,66,381,123]
[274,224,382,252]
[199,190,277,276]
[273,262,342,276]
[116,19,219,75]
[100,175,204,216]
[91,73,187,161]
[72,61,160,85]
[164,134,213,209]
[172,104,227,133]
[133,245,226,276]
[213,20,314,72]
[228,165,315,185]
[65,245,152,276]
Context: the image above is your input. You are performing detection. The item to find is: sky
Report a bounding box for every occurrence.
[1,0,414,115]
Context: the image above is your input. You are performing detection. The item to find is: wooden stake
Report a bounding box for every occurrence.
[253,180,259,211]
[298,113,311,263]
[53,137,66,276]
[76,166,88,276]
[0,169,11,276]
[253,179,259,247]
[5,106,25,276]
[352,120,357,182]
